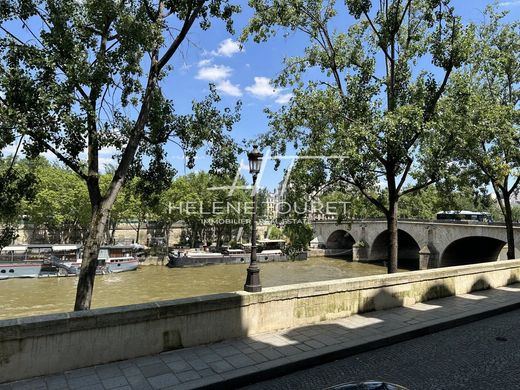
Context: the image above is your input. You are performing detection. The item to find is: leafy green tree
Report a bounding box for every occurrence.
[21,160,90,242]
[448,6,519,258]
[283,222,313,259]
[0,154,37,248]
[108,177,149,244]
[0,0,240,310]
[159,172,251,247]
[267,225,284,239]
[243,0,472,272]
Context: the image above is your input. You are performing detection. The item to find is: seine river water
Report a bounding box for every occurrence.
[0,257,389,320]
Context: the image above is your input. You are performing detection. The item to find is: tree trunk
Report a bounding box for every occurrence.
[387,198,399,273]
[74,202,110,311]
[136,220,141,244]
[503,189,515,259]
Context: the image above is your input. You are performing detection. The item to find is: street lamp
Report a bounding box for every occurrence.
[244,145,263,292]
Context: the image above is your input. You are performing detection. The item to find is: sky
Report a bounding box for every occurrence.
[2,0,520,191]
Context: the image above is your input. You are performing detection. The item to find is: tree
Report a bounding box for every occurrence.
[243,0,472,272]
[0,155,36,248]
[0,0,240,310]
[21,160,90,242]
[159,171,251,247]
[448,6,520,259]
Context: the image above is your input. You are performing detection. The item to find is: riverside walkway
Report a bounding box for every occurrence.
[3,284,520,390]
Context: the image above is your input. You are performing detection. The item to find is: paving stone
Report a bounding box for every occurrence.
[95,364,123,380]
[159,353,183,364]
[125,374,152,390]
[225,353,256,369]
[165,359,191,373]
[45,374,68,390]
[303,339,326,349]
[259,347,284,360]
[198,368,217,377]
[208,360,234,373]
[64,367,96,379]
[199,352,221,363]
[101,376,129,389]
[246,352,269,364]
[67,374,101,390]
[133,356,163,367]
[10,378,46,390]
[165,374,222,390]
[147,373,179,389]
[139,363,171,378]
[212,345,241,358]
[120,365,141,377]
[176,370,201,382]
[276,345,304,356]
[75,384,104,390]
[186,358,209,371]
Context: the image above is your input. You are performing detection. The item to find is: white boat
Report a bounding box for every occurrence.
[0,244,141,279]
[64,245,141,274]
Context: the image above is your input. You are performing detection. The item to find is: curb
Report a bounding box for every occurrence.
[199,299,520,389]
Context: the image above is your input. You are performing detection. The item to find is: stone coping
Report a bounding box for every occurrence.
[310,219,520,229]
[1,259,520,343]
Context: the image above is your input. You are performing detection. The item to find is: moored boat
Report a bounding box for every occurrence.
[167,240,307,268]
[0,243,142,279]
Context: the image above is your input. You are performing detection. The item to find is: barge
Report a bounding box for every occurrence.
[0,244,142,279]
[167,239,307,268]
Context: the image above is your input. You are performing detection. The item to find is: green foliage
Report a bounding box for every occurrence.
[0,155,37,247]
[243,0,473,271]
[21,160,90,230]
[0,0,241,308]
[283,222,313,258]
[158,171,251,246]
[267,225,284,239]
[448,6,520,211]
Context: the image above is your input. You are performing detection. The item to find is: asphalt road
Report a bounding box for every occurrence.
[240,309,520,390]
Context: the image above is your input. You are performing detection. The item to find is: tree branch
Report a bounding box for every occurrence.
[157,1,203,70]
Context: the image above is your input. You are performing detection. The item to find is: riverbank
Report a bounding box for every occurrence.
[2,260,520,384]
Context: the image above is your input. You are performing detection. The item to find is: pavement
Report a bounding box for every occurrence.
[3,284,520,390]
[242,303,520,390]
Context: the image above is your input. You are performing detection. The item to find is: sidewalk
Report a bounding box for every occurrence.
[3,284,520,390]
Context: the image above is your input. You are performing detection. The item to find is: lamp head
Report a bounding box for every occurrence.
[247,145,263,175]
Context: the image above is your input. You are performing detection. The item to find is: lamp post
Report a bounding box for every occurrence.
[244,145,263,292]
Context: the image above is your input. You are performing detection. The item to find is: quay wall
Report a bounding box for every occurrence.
[2,260,520,382]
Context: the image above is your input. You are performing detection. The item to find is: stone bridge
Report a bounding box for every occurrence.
[311,219,520,269]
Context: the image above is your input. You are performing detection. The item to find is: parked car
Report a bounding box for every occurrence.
[324,381,409,390]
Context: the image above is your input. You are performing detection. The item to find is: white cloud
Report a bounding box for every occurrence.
[499,1,520,6]
[197,58,213,67]
[195,65,232,82]
[275,93,293,104]
[245,77,292,105]
[213,38,242,57]
[216,80,242,97]
[245,77,281,98]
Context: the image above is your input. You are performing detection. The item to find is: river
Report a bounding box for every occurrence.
[0,257,389,320]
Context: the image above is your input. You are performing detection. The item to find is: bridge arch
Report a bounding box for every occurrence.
[440,236,506,267]
[325,230,356,258]
[370,229,421,270]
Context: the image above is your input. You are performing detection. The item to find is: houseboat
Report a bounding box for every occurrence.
[167,239,306,268]
[0,244,142,279]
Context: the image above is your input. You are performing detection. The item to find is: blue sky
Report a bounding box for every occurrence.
[162,0,520,190]
[2,0,519,191]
